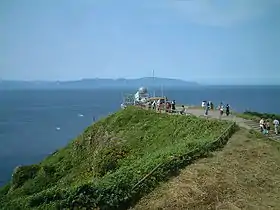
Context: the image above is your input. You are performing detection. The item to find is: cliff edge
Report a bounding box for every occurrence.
[0,106,235,209]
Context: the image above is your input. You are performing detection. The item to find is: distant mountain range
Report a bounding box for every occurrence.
[0,77,199,90]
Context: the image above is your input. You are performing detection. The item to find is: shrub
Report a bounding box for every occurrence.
[94,144,129,177]
[243,111,280,121]
[11,165,40,189]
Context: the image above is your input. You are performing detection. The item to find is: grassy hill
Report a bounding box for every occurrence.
[133,128,280,209]
[0,107,235,209]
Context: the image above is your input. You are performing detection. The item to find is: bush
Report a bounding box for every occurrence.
[94,144,129,177]
[11,165,40,189]
[20,166,61,195]
[243,111,280,122]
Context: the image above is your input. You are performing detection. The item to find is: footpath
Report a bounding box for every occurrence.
[185,108,280,142]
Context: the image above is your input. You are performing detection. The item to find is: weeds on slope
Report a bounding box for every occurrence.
[237,111,280,122]
[0,106,235,210]
[133,128,280,210]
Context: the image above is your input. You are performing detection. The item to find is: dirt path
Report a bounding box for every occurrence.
[185,108,280,141]
[186,109,250,128]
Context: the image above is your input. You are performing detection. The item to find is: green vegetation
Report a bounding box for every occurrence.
[237,111,280,122]
[133,128,280,210]
[0,106,235,210]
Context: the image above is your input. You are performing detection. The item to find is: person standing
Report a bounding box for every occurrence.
[262,121,268,135]
[148,101,152,109]
[202,101,206,108]
[171,100,176,112]
[218,102,224,118]
[157,99,161,112]
[152,100,156,110]
[226,104,230,116]
[204,101,210,116]
[165,101,171,113]
[180,105,186,115]
[260,118,265,132]
[273,119,279,135]
[266,120,270,134]
[210,101,214,110]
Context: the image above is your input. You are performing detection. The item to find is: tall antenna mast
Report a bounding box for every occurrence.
[153,69,155,97]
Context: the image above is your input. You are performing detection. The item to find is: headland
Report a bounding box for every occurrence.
[0,88,279,209]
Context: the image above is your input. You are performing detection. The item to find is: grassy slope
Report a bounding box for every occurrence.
[236,111,280,122]
[0,106,231,209]
[133,128,280,210]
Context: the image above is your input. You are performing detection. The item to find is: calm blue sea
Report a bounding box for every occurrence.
[0,86,279,186]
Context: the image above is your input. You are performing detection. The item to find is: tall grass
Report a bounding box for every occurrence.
[0,106,235,209]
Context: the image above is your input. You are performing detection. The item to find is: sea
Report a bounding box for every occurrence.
[0,86,279,187]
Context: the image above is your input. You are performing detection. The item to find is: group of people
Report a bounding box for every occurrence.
[260,118,279,135]
[148,99,177,113]
[147,99,188,115]
[165,100,176,113]
[218,103,231,117]
[203,101,230,117]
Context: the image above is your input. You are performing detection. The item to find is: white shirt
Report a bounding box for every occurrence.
[202,101,206,107]
[273,119,279,126]
[260,119,264,125]
[157,99,161,105]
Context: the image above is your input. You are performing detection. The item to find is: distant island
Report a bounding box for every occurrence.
[0,77,199,90]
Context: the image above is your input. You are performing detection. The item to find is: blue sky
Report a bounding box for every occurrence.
[1,0,280,85]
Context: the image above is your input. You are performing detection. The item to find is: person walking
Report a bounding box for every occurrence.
[273,119,279,135]
[171,100,176,113]
[218,102,224,119]
[210,101,214,110]
[226,104,230,116]
[260,118,265,132]
[266,120,270,134]
[262,121,268,135]
[204,101,210,116]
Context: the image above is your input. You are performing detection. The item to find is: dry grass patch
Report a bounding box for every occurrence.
[133,129,280,210]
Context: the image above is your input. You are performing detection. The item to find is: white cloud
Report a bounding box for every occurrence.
[166,0,280,27]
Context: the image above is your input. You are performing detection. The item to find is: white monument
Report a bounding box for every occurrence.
[134,87,149,104]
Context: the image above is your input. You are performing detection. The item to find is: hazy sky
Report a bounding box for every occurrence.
[1,0,280,84]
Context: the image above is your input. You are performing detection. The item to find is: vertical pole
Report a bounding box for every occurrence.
[153,69,155,97]
[161,84,164,112]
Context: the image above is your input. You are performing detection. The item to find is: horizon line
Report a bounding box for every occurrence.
[0,77,194,82]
